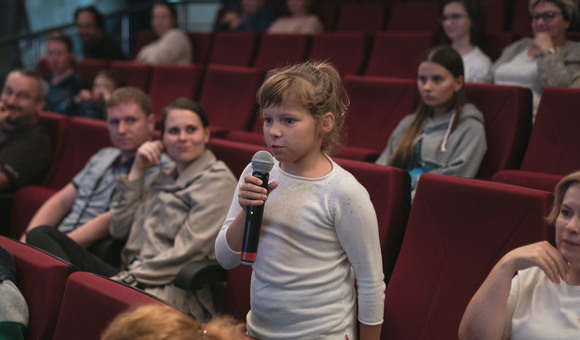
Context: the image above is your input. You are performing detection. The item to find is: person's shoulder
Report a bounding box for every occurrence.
[461,103,484,121]
[89,147,121,162]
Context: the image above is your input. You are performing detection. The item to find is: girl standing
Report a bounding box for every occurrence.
[215,61,385,340]
[376,45,487,190]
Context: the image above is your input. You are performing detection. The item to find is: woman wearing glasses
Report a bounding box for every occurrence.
[485,0,580,117]
[440,0,491,83]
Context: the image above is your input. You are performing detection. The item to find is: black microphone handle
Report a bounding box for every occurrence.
[240,171,269,265]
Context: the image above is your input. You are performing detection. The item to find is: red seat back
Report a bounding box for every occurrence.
[109,61,152,91]
[511,0,533,38]
[365,31,433,78]
[209,32,259,67]
[198,65,265,132]
[382,174,553,340]
[76,59,110,86]
[479,31,515,61]
[492,170,563,193]
[52,272,166,340]
[520,87,580,175]
[38,111,70,186]
[148,64,205,122]
[480,1,507,33]
[8,186,57,239]
[188,32,214,64]
[0,236,70,340]
[386,2,440,32]
[48,117,111,190]
[209,138,268,178]
[335,3,387,32]
[464,83,533,178]
[308,32,369,76]
[252,34,309,71]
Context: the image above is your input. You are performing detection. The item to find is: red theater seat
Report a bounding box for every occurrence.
[335,3,387,32]
[188,32,214,64]
[37,111,70,187]
[382,174,553,340]
[208,32,259,67]
[148,64,204,122]
[76,59,109,86]
[252,34,309,71]
[464,83,533,178]
[0,236,70,340]
[308,32,369,76]
[492,170,563,193]
[109,61,152,91]
[386,2,440,32]
[51,272,166,340]
[365,31,433,78]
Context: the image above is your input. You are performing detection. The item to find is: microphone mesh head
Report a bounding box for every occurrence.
[251,150,275,173]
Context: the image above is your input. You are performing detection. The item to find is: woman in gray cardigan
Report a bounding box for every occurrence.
[486,0,580,116]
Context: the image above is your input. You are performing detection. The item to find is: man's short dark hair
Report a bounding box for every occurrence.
[74,6,105,31]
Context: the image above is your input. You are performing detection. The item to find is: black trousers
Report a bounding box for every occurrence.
[26,226,120,277]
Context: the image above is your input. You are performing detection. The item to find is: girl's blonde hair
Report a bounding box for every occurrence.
[388,45,465,169]
[546,171,580,225]
[100,304,247,340]
[256,61,349,155]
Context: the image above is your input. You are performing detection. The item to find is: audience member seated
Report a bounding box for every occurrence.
[43,31,88,115]
[0,245,28,340]
[440,0,491,83]
[74,6,126,61]
[0,69,51,192]
[101,305,249,340]
[21,87,160,249]
[135,1,192,65]
[485,0,580,117]
[459,170,580,340]
[267,0,323,34]
[27,98,237,322]
[217,0,277,33]
[376,46,486,192]
[73,71,124,120]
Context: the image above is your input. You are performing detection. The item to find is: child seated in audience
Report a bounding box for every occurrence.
[459,170,580,339]
[439,0,491,83]
[375,45,487,191]
[267,0,323,34]
[215,61,385,339]
[73,71,124,120]
[101,304,248,340]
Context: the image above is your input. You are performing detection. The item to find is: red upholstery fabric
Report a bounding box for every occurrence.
[252,34,309,71]
[480,1,507,33]
[225,130,265,148]
[0,236,70,340]
[148,64,204,122]
[335,3,387,32]
[313,3,338,31]
[223,265,254,322]
[386,2,440,32]
[132,29,156,59]
[48,117,111,190]
[519,87,580,175]
[334,158,410,283]
[479,32,515,61]
[510,0,533,38]
[382,174,553,340]
[38,111,70,186]
[76,59,109,86]
[308,32,369,76]
[209,32,258,67]
[8,186,56,239]
[338,75,417,161]
[464,83,532,178]
[209,138,268,178]
[109,61,152,92]
[187,32,214,64]
[364,31,433,78]
[492,170,563,193]
[51,272,166,340]
[198,65,265,133]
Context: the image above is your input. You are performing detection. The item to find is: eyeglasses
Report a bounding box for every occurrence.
[532,11,562,22]
[439,13,466,24]
[2,87,34,101]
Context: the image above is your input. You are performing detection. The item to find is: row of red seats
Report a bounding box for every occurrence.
[0,236,167,340]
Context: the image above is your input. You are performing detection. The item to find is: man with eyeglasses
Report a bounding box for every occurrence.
[0,69,51,192]
[74,6,126,61]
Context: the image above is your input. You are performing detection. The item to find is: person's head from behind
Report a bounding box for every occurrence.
[106,87,155,160]
[75,6,105,45]
[440,0,485,45]
[286,0,312,16]
[388,46,464,168]
[151,2,178,38]
[529,0,579,41]
[93,71,124,102]
[241,0,266,15]
[546,171,580,269]
[256,61,347,162]
[100,304,247,340]
[46,31,75,75]
[1,69,48,127]
[160,98,210,173]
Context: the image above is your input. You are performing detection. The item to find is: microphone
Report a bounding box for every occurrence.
[241,150,275,265]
